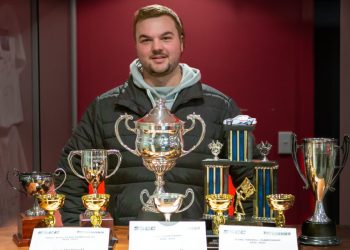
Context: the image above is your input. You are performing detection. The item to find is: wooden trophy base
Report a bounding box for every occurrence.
[13,213,46,247]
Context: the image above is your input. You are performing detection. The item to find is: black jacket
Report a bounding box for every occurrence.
[56,77,252,225]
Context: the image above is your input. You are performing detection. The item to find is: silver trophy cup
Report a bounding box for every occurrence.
[141,189,195,221]
[67,149,122,193]
[115,99,205,212]
[292,134,349,246]
[7,168,66,216]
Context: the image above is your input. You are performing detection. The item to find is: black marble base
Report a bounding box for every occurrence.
[299,220,340,246]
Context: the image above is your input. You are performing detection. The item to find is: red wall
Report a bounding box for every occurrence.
[77,0,314,224]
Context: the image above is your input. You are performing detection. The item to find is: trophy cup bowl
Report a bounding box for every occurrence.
[292,135,349,246]
[82,193,110,227]
[266,194,295,227]
[37,194,65,227]
[68,149,122,194]
[205,194,233,235]
[115,99,206,212]
[146,189,195,222]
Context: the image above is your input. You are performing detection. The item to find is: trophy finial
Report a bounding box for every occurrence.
[208,140,223,160]
[257,141,272,161]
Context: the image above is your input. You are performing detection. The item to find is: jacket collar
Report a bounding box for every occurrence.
[114,76,203,116]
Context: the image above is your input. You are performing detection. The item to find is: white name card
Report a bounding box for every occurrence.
[219,225,298,250]
[30,227,110,250]
[129,221,207,250]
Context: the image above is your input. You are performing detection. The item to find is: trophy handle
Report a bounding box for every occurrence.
[140,189,159,213]
[105,149,122,178]
[291,133,309,189]
[53,168,67,191]
[181,113,206,156]
[67,150,85,179]
[114,113,139,156]
[177,188,195,213]
[6,169,27,195]
[329,135,350,189]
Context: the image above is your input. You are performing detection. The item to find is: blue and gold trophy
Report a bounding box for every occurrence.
[252,141,279,223]
[202,140,232,219]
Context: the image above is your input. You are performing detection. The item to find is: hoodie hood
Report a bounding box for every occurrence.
[130,59,201,109]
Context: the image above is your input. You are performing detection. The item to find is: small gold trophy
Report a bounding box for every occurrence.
[234,177,255,221]
[82,194,110,227]
[205,194,233,235]
[37,194,65,227]
[266,194,295,227]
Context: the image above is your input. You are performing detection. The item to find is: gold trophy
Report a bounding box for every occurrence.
[82,194,110,227]
[115,99,205,212]
[266,194,295,227]
[292,135,349,246]
[234,177,255,221]
[68,149,121,227]
[205,194,233,235]
[68,149,122,194]
[37,194,65,227]
[7,168,66,246]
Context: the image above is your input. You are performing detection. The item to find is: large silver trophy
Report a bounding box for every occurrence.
[292,134,349,246]
[114,99,206,212]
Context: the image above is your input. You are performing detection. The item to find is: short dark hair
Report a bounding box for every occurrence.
[133,4,184,40]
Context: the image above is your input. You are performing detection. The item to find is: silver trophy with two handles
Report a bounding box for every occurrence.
[114,99,205,218]
[292,134,349,246]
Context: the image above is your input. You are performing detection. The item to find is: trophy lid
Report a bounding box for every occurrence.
[137,98,181,124]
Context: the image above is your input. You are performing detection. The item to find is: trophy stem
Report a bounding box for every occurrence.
[164,213,171,222]
[26,197,46,216]
[276,211,286,227]
[154,173,165,194]
[310,200,331,223]
[44,211,56,227]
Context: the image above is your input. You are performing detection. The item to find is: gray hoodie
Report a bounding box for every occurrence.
[130,59,201,110]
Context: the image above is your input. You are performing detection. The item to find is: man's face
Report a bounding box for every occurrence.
[135,15,183,79]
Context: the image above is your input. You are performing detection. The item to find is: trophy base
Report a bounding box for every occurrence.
[298,220,341,246]
[12,213,46,247]
[206,231,219,250]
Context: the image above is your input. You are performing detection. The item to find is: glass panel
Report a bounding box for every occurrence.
[0,1,33,225]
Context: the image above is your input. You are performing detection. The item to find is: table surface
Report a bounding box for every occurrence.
[1,221,349,250]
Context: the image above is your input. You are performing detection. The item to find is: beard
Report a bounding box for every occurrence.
[148,63,172,77]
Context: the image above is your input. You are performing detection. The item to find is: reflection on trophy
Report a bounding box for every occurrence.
[37,194,65,227]
[266,194,295,227]
[234,177,255,221]
[206,194,233,235]
[292,134,349,245]
[115,99,206,211]
[6,168,66,246]
[82,194,110,227]
[141,189,195,221]
[68,149,122,194]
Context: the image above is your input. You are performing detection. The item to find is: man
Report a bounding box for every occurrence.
[56,4,252,226]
